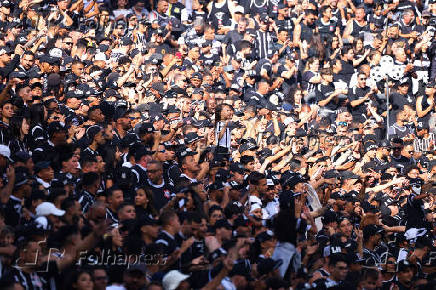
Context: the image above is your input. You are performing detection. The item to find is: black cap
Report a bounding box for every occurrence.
[364,141,378,152]
[323,169,339,179]
[139,122,155,135]
[229,162,246,174]
[280,172,306,188]
[185,132,200,144]
[39,55,60,65]
[177,148,197,160]
[137,216,158,227]
[341,171,360,180]
[12,151,31,163]
[14,167,29,187]
[417,122,429,130]
[256,230,274,243]
[260,13,269,23]
[191,72,203,80]
[230,261,253,280]
[34,161,51,173]
[238,142,258,153]
[208,182,225,191]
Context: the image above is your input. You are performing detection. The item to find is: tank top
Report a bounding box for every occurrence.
[249,0,269,16]
[351,20,368,38]
[208,0,231,29]
[300,22,314,42]
[191,10,207,23]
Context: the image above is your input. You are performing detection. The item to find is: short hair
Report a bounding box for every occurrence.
[23,51,35,58]
[82,172,100,187]
[329,253,349,266]
[238,17,248,25]
[71,60,84,67]
[147,160,163,170]
[341,45,353,55]
[208,205,223,216]
[107,186,123,198]
[159,210,177,226]
[248,172,266,185]
[403,9,414,16]
[81,156,97,168]
[321,67,333,75]
[117,202,134,213]
[320,6,330,16]
[61,196,77,211]
[266,135,279,145]
[361,268,379,282]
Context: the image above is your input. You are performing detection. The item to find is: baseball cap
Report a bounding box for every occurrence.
[162,270,190,290]
[0,46,11,55]
[191,72,203,80]
[260,13,269,23]
[12,151,31,163]
[422,9,431,17]
[364,141,378,152]
[0,144,11,159]
[14,167,29,187]
[137,122,154,135]
[234,5,244,14]
[256,230,274,243]
[36,202,65,217]
[208,182,225,191]
[280,172,306,188]
[177,148,197,159]
[238,142,258,153]
[417,122,429,130]
[34,161,52,173]
[341,171,360,180]
[230,162,246,174]
[184,132,200,144]
[137,216,158,227]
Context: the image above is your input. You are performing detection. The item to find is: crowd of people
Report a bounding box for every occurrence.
[0,0,434,289]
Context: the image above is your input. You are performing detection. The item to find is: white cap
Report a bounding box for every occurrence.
[235,5,244,14]
[0,144,10,159]
[49,48,63,59]
[36,202,65,217]
[250,203,262,213]
[162,270,190,290]
[35,216,49,230]
[95,53,107,61]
